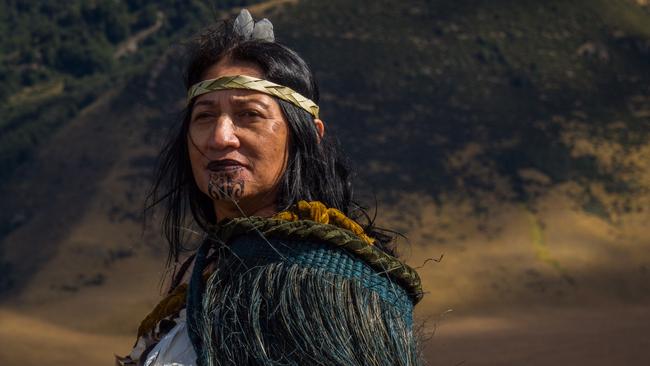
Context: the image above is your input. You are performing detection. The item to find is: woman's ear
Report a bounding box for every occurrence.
[314,118,325,141]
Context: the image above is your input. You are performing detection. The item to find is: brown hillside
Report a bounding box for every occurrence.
[0,0,649,365]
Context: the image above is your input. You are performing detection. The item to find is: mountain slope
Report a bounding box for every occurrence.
[0,0,649,365]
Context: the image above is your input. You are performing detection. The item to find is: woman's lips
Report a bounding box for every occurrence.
[207,159,245,172]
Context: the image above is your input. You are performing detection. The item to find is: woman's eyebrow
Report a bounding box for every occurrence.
[193,99,217,110]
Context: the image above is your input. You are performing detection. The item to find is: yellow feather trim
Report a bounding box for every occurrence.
[273,200,376,245]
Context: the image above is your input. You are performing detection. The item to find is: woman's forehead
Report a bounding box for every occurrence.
[193,59,275,109]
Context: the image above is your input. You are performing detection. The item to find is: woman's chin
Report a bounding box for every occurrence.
[206,170,247,202]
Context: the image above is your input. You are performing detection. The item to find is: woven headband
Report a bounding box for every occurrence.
[187,75,320,119]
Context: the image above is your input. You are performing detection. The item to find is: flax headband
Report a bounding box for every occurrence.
[187,75,320,119]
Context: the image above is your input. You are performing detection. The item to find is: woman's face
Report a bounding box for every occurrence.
[188,59,289,219]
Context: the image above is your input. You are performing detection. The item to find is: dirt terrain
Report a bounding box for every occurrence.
[423,305,650,366]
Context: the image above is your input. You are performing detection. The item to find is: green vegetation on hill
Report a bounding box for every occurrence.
[0,0,648,211]
[0,0,265,182]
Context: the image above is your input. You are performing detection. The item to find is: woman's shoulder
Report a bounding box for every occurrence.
[212,201,422,303]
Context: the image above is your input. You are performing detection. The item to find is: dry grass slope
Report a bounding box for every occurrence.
[1,0,649,365]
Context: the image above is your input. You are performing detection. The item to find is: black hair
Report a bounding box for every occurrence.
[146,19,392,266]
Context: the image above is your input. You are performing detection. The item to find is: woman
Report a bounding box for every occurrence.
[118,9,422,366]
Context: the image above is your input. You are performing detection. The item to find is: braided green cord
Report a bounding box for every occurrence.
[209,217,423,304]
[187,75,320,118]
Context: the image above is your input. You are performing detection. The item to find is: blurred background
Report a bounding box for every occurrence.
[1,0,649,365]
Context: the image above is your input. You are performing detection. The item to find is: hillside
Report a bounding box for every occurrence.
[276,0,649,203]
[0,0,649,365]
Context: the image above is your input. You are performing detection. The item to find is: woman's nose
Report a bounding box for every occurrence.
[209,114,240,150]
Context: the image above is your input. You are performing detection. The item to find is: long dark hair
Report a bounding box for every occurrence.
[147,19,391,266]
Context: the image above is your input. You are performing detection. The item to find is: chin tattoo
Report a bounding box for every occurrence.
[208,171,245,201]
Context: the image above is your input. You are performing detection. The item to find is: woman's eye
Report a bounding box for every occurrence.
[239,110,262,118]
[193,113,213,122]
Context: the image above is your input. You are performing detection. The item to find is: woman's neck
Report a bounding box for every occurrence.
[213,199,278,222]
